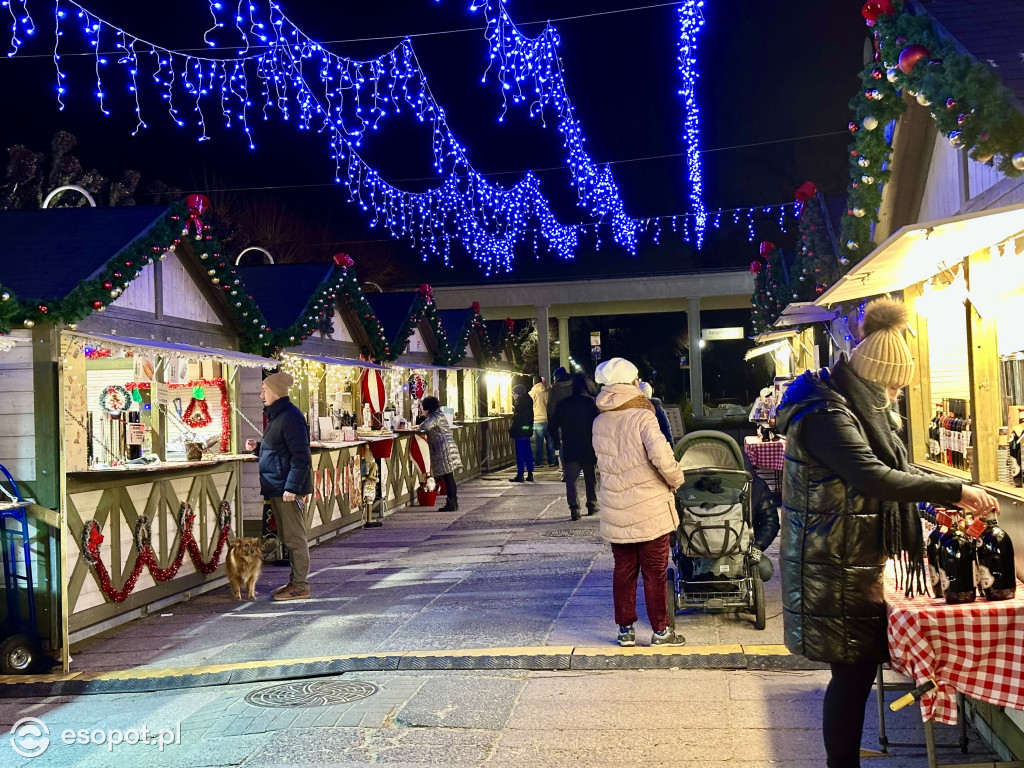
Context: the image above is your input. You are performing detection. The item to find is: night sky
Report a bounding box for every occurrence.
[0,0,871,285]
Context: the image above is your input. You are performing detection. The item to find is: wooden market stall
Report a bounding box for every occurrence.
[0,202,278,670]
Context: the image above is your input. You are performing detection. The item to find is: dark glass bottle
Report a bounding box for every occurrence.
[976,521,1017,601]
[940,520,977,604]
[926,510,951,598]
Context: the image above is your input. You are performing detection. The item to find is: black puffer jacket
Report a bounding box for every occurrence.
[549,393,599,463]
[258,397,313,498]
[775,358,961,665]
[509,394,534,439]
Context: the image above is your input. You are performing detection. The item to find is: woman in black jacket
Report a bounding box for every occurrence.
[549,373,600,519]
[509,384,534,482]
[775,298,999,768]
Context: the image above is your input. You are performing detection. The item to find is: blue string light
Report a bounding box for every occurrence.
[677,0,706,248]
[3,0,34,57]
[16,0,794,273]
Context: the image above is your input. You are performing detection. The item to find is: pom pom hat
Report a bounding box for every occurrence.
[263,371,294,397]
[595,357,639,386]
[848,298,914,388]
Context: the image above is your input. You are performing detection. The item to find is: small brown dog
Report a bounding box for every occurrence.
[226,537,263,600]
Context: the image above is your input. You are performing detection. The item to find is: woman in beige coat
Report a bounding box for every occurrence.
[593,358,686,647]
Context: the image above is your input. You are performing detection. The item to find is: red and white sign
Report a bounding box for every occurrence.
[361,369,386,413]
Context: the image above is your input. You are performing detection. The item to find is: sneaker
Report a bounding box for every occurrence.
[586,506,598,516]
[271,582,293,598]
[616,625,635,647]
[650,628,685,646]
[272,585,311,601]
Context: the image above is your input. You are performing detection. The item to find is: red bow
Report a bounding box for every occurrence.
[472,301,481,313]
[418,283,433,300]
[333,252,354,267]
[184,193,211,238]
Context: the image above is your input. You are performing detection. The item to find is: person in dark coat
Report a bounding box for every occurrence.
[245,371,313,602]
[546,367,573,464]
[774,298,999,768]
[509,384,534,482]
[639,382,674,445]
[746,456,780,582]
[549,373,600,520]
[418,396,463,511]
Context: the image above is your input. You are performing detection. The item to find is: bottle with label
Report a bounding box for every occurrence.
[975,519,1017,601]
[940,517,978,604]
[927,508,953,597]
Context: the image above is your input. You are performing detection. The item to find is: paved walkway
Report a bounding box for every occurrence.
[0,467,1005,766]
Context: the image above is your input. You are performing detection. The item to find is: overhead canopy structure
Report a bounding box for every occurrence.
[743,330,796,362]
[69,332,278,368]
[816,203,1024,306]
[280,352,387,370]
[774,302,838,327]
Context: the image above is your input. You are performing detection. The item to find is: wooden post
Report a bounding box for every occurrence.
[456,370,465,420]
[903,283,932,466]
[32,325,61,509]
[966,248,1001,486]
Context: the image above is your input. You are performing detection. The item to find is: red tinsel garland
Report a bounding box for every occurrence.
[81,501,233,603]
[167,378,231,453]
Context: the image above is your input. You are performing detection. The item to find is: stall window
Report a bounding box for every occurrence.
[991,240,1024,488]
[919,274,972,473]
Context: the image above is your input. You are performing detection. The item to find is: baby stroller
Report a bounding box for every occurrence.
[667,431,766,630]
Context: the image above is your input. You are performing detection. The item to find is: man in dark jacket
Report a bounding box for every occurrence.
[245,371,313,601]
[549,373,599,520]
[546,367,573,464]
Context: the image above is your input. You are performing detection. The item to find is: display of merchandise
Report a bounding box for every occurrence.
[930,399,972,472]
[925,507,953,596]
[975,519,1017,601]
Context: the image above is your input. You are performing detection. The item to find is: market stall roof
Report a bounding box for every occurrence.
[744,330,796,362]
[281,352,387,370]
[70,332,278,368]
[437,308,473,346]
[0,206,166,300]
[234,264,335,330]
[773,302,839,328]
[816,203,1024,306]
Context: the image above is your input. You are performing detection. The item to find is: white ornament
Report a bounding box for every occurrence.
[886,68,899,83]
[949,131,965,149]
[862,115,879,131]
[916,92,932,107]
[852,208,866,218]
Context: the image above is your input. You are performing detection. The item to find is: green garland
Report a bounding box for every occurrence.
[0,202,273,351]
[388,291,432,364]
[841,0,1024,266]
[433,308,492,367]
[0,283,18,334]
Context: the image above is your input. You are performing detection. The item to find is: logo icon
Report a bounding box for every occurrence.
[10,717,50,758]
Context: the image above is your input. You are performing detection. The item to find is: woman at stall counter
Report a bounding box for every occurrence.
[418,396,463,511]
[774,298,1000,768]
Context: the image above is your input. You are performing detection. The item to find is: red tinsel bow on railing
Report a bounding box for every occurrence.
[418,283,433,301]
[794,181,818,217]
[184,193,211,239]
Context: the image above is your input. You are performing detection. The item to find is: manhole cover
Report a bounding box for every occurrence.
[244,680,379,708]
[545,528,599,538]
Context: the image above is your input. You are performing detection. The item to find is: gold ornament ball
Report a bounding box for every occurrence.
[1012,152,1024,171]
[852,208,866,218]
[23,319,34,328]
[915,92,932,107]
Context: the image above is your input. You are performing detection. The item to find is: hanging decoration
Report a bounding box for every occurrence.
[361,369,386,413]
[168,379,231,451]
[676,0,708,248]
[98,384,131,416]
[183,193,211,238]
[842,0,1024,266]
[182,385,213,428]
[80,501,232,603]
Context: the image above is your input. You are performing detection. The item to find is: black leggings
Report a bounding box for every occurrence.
[823,658,879,768]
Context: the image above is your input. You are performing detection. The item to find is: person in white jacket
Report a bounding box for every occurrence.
[592,358,686,647]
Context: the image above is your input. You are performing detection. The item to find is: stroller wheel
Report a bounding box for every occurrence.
[752,570,766,630]
[666,568,677,630]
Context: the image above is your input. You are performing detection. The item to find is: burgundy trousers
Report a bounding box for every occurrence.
[610,533,670,631]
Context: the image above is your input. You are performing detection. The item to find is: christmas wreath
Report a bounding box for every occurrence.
[99,385,131,416]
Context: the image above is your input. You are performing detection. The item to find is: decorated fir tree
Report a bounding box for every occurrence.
[792,182,842,300]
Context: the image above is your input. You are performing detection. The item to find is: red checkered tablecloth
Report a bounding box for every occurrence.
[743,435,786,471]
[886,578,1024,725]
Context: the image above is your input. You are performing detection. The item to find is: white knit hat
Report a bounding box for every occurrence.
[849,298,915,388]
[595,357,639,385]
[638,381,653,398]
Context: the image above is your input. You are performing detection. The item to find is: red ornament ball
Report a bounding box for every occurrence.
[758,241,775,258]
[749,260,763,274]
[103,281,113,290]
[849,121,859,133]
[814,284,826,295]
[898,44,931,75]
[860,0,893,25]
[39,304,48,313]
[185,193,211,215]
[92,300,104,309]
[871,69,883,80]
